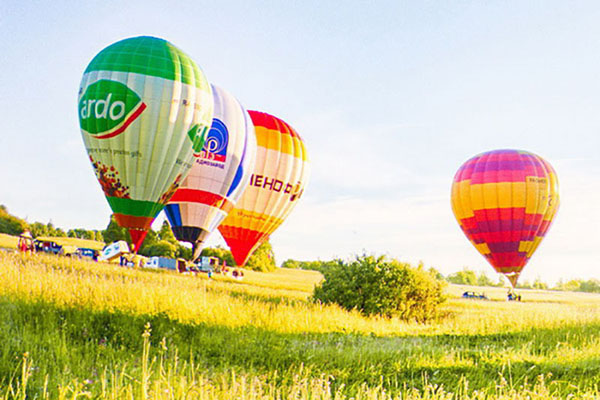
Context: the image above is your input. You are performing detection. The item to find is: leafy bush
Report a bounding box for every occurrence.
[102,215,131,244]
[281,259,339,274]
[280,259,301,269]
[202,241,277,271]
[0,214,27,236]
[0,206,27,235]
[245,241,276,272]
[312,255,446,322]
[142,240,177,258]
[553,278,600,293]
[447,268,502,287]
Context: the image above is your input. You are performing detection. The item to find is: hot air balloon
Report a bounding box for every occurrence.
[164,85,257,259]
[218,111,310,266]
[78,36,213,251]
[451,149,559,287]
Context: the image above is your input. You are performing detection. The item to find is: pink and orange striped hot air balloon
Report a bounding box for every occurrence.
[451,149,559,288]
[218,111,310,266]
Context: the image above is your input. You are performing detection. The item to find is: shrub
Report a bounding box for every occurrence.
[142,240,177,258]
[446,268,477,285]
[0,206,27,236]
[447,268,502,287]
[312,255,446,322]
[245,241,276,272]
[280,259,339,274]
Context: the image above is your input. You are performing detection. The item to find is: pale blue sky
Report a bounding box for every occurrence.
[1,1,600,283]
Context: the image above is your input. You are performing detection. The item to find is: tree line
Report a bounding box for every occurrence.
[0,205,104,240]
[0,205,276,271]
[282,258,600,294]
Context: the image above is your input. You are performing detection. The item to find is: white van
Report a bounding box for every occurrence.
[99,241,130,262]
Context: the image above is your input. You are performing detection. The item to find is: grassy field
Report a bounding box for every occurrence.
[0,233,105,251]
[34,236,106,251]
[0,251,599,399]
[0,233,18,250]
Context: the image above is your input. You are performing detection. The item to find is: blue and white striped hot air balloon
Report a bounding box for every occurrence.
[164,84,257,259]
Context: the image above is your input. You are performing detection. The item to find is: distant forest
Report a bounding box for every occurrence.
[0,204,276,270]
[280,258,600,294]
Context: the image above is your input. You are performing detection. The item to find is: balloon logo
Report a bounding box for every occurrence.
[78,36,213,251]
[200,119,229,161]
[165,85,257,259]
[79,80,146,139]
[451,149,559,287]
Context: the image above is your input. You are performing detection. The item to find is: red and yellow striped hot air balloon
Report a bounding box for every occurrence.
[218,111,310,266]
[451,149,559,288]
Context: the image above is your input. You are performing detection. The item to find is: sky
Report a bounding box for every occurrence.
[1,1,600,284]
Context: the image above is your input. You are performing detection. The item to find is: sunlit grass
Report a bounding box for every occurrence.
[0,234,18,249]
[1,252,599,337]
[3,331,599,400]
[34,236,105,250]
[0,233,105,251]
[1,251,599,399]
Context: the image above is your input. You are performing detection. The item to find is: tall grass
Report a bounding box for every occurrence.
[1,251,599,398]
[2,326,599,399]
[1,252,599,336]
[0,234,105,251]
[0,234,18,250]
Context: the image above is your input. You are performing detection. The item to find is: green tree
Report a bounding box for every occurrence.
[143,240,177,258]
[280,259,338,274]
[312,255,446,322]
[29,222,48,237]
[0,211,27,235]
[517,280,532,289]
[428,267,445,281]
[579,279,600,293]
[281,259,301,269]
[138,229,158,255]
[102,215,130,244]
[245,241,276,272]
[67,228,96,239]
[45,222,66,237]
[176,245,192,260]
[476,272,496,287]
[447,268,478,285]
[158,221,178,245]
[93,230,104,242]
[532,277,548,290]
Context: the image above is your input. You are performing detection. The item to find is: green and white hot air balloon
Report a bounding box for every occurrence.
[78,36,213,251]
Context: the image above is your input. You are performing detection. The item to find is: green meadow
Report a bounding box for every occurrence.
[0,250,599,399]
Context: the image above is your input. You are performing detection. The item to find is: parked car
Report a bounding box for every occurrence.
[58,245,79,257]
[99,241,130,262]
[77,248,99,260]
[144,256,177,271]
[462,291,489,300]
[34,239,63,255]
[195,256,217,273]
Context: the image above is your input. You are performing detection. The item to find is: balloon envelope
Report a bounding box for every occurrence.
[218,111,310,266]
[165,85,257,259]
[78,36,213,251]
[451,149,559,287]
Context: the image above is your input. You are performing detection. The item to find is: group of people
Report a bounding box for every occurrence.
[118,253,145,268]
[17,232,34,252]
[507,290,522,301]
